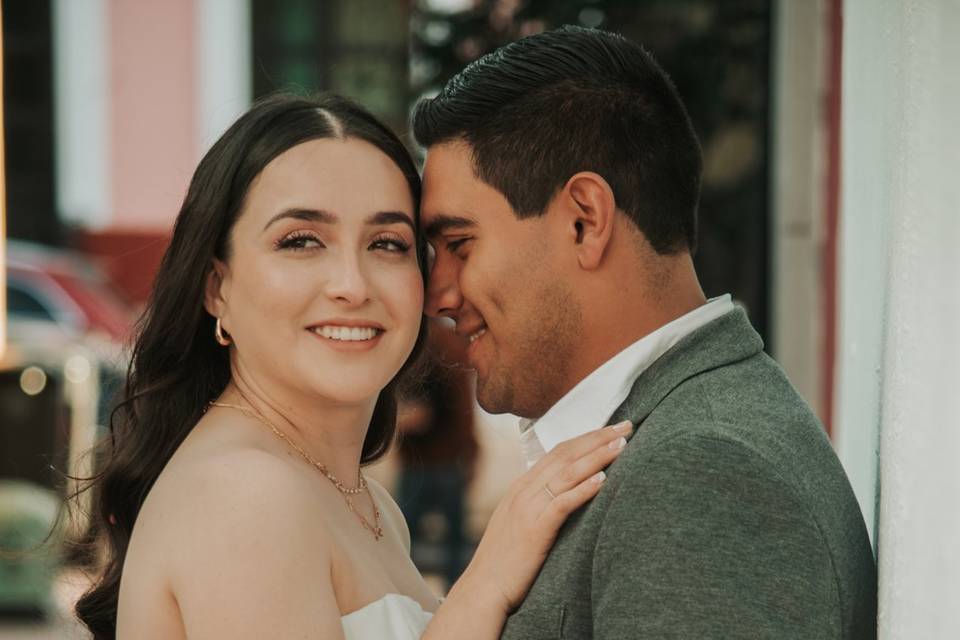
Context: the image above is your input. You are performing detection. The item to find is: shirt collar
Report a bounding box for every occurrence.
[518,294,736,468]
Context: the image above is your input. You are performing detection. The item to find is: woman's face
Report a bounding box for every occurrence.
[209,137,423,406]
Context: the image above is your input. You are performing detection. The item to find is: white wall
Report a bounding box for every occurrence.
[196,0,252,154]
[838,0,960,636]
[53,0,111,228]
[833,0,896,545]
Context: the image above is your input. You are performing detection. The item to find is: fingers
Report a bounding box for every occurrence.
[527,420,634,493]
[538,471,608,533]
[542,424,631,497]
[467,421,636,604]
[527,420,634,479]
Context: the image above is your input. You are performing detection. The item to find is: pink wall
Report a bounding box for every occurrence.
[109,0,197,230]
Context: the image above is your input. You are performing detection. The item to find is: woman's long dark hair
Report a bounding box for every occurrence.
[74,93,427,639]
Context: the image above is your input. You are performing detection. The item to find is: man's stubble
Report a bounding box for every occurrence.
[476,278,583,419]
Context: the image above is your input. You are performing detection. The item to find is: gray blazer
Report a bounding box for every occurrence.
[500,308,877,639]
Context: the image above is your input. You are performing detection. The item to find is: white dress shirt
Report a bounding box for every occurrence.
[519,294,736,468]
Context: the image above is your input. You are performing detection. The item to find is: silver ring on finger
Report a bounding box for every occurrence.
[543,483,558,500]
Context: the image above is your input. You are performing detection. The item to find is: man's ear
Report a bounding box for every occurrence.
[204,259,230,320]
[561,171,617,271]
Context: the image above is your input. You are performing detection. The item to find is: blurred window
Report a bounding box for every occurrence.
[252,0,410,133]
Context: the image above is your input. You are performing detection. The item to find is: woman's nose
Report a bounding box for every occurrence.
[324,251,370,306]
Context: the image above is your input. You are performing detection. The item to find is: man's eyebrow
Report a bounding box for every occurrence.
[263,208,336,231]
[424,214,476,239]
[367,211,415,231]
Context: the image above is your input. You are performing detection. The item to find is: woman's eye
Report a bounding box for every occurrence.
[277,233,324,251]
[371,236,411,253]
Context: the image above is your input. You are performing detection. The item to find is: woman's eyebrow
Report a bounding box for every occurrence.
[262,208,414,232]
[367,211,415,231]
[262,208,336,231]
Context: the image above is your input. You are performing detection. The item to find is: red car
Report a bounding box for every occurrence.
[5,240,135,343]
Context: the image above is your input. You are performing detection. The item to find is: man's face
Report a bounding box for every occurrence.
[421,142,581,418]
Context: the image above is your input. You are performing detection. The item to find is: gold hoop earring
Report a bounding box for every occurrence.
[214,318,232,346]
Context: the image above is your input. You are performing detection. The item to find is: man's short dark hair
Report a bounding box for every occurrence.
[412,25,701,254]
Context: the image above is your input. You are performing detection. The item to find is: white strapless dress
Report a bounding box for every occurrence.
[341,593,434,639]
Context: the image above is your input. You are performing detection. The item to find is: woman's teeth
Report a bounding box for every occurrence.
[312,326,381,341]
[469,328,487,343]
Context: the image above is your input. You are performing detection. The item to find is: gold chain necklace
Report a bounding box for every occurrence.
[208,400,383,541]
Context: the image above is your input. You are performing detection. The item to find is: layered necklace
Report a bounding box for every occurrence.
[208,396,383,541]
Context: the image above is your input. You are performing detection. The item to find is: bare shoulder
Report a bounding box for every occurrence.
[366,477,411,553]
[133,445,344,637]
[149,444,331,556]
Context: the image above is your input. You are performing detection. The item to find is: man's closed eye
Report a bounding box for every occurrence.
[447,237,473,256]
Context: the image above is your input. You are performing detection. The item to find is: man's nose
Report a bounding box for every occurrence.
[425,253,462,319]
[324,250,370,306]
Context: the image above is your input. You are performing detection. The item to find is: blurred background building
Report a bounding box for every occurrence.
[1,0,957,637]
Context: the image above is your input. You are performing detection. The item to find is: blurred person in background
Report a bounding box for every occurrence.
[70,92,632,640]
[396,319,478,588]
[416,26,876,639]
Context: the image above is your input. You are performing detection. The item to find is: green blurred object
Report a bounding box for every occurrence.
[0,480,61,618]
[252,0,411,133]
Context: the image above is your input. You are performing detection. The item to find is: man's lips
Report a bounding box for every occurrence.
[457,321,487,344]
[463,323,488,367]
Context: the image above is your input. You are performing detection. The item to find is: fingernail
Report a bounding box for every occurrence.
[613,421,633,433]
[609,437,627,450]
[592,471,606,484]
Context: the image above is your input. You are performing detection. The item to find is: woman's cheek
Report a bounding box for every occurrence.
[246,269,303,321]
[405,265,426,318]
[386,266,425,336]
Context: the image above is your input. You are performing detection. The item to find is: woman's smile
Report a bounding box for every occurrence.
[307,320,387,352]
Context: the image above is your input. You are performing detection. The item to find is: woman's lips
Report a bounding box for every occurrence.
[311,325,382,341]
[307,325,384,351]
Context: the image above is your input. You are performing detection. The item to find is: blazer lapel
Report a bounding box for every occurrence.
[609,307,765,427]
